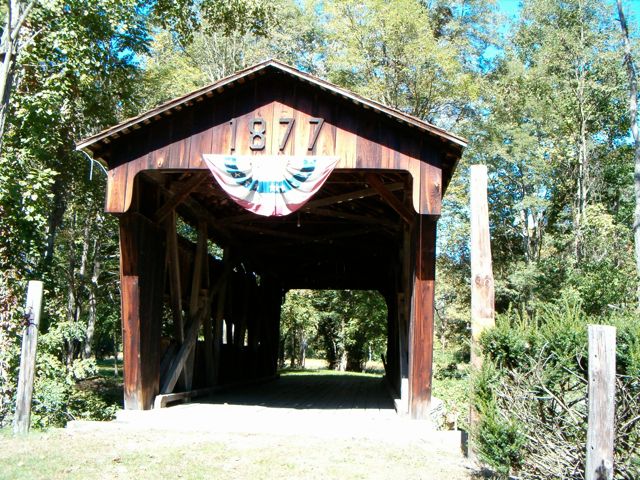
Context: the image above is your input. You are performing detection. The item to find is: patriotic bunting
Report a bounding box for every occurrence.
[203,154,338,217]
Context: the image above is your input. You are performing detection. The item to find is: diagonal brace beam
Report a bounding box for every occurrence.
[366,173,414,225]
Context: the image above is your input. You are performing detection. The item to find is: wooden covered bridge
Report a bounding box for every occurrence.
[77,60,465,420]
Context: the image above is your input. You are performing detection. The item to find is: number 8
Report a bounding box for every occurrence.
[249,118,266,150]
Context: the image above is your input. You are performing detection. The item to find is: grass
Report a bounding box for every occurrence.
[279,358,385,374]
[0,427,472,479]
[0,355,474,479]
[95,358,122,379]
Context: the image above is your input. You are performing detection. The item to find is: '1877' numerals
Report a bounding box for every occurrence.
[229,117,324,152]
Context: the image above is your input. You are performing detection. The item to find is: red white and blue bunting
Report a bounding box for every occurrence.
[203,154,338,217]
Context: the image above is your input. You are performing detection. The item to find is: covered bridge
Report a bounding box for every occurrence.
[77,60,465,420]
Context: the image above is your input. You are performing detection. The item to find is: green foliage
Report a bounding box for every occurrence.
[323,0,489,130]
[280,290,387,371]
[476,403,526,478]
[472,300,640,478]
[0,0,285,428]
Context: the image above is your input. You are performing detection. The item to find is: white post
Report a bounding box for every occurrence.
[13,280,43,434]
[586,325,616,480]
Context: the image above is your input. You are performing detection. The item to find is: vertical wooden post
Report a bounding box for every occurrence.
[470,164,495,369]
[13,280,43,434]
[212,248,231,385]
[469,164,495,455]
[586,325,616,480]
[165,211,186,389]
[408,215,436,420]
[120,213,165,410]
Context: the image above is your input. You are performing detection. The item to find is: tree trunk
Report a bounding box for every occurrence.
[0,0,36,155]
[83,238,100,359]
[616,0,640,307]
[42,174,69,271]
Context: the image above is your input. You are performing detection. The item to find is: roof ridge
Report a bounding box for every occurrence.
[77,59,467,153]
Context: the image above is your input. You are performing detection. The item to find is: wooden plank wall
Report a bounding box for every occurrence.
[103,77,443,216]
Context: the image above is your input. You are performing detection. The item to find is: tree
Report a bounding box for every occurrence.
[0,0,37,153]
[616,0,640,307]
[0,0,284,427]
[322,0,491,130]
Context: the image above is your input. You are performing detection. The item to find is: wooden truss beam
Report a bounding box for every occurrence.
[154,173,208,223]
[366,174,414,225]
[220,183,404,225]
[146,174,231,246]
[160,269,228,394]
[303,182,404,210]
[307,208,399,229]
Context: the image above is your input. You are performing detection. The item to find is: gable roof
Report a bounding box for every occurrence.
[76,59,467,158]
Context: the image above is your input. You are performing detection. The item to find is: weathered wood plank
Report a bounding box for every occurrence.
[160,308,205,394]
[13,281,44,434]
[213,249,232,385]
[303,183,404,211]
[160,271,227,394]
[199,223,215,385]
[470,165,495,369]
[586,325,616,480]
[165,211,184,343]
[119,213,166,410]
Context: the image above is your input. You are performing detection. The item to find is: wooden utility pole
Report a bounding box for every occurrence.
[586,325,616,480]
[470,165,495,368]
[469,165,495,457]
[13,280,43,434]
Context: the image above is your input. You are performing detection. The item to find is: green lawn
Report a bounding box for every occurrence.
[0,427,473,480]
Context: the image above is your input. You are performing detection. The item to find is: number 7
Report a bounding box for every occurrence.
[308,117,324,151]
[279,118,294,151]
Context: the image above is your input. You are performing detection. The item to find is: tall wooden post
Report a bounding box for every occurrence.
[119,213,166,409]
[13,280,43,434]
[470,165,495,369]
[586,325,616,480]
[408,214,437,420]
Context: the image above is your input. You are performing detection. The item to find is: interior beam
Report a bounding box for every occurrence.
[366,173,415,225]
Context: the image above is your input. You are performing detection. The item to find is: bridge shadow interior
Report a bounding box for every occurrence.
[201,373,395,411]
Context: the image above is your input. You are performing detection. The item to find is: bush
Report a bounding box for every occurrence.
[18,321,119,429]
[471,299,640,479]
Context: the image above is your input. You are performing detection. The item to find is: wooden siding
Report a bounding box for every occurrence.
[103,77,443,216]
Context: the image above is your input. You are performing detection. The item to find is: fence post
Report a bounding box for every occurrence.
[12,280,43,435]
[586,324,616,480]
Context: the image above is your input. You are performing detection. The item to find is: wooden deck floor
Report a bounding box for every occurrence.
[203,372,395,411]
[72,372,466,455]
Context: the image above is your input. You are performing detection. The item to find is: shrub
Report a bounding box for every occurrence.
[471,299,640,479]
